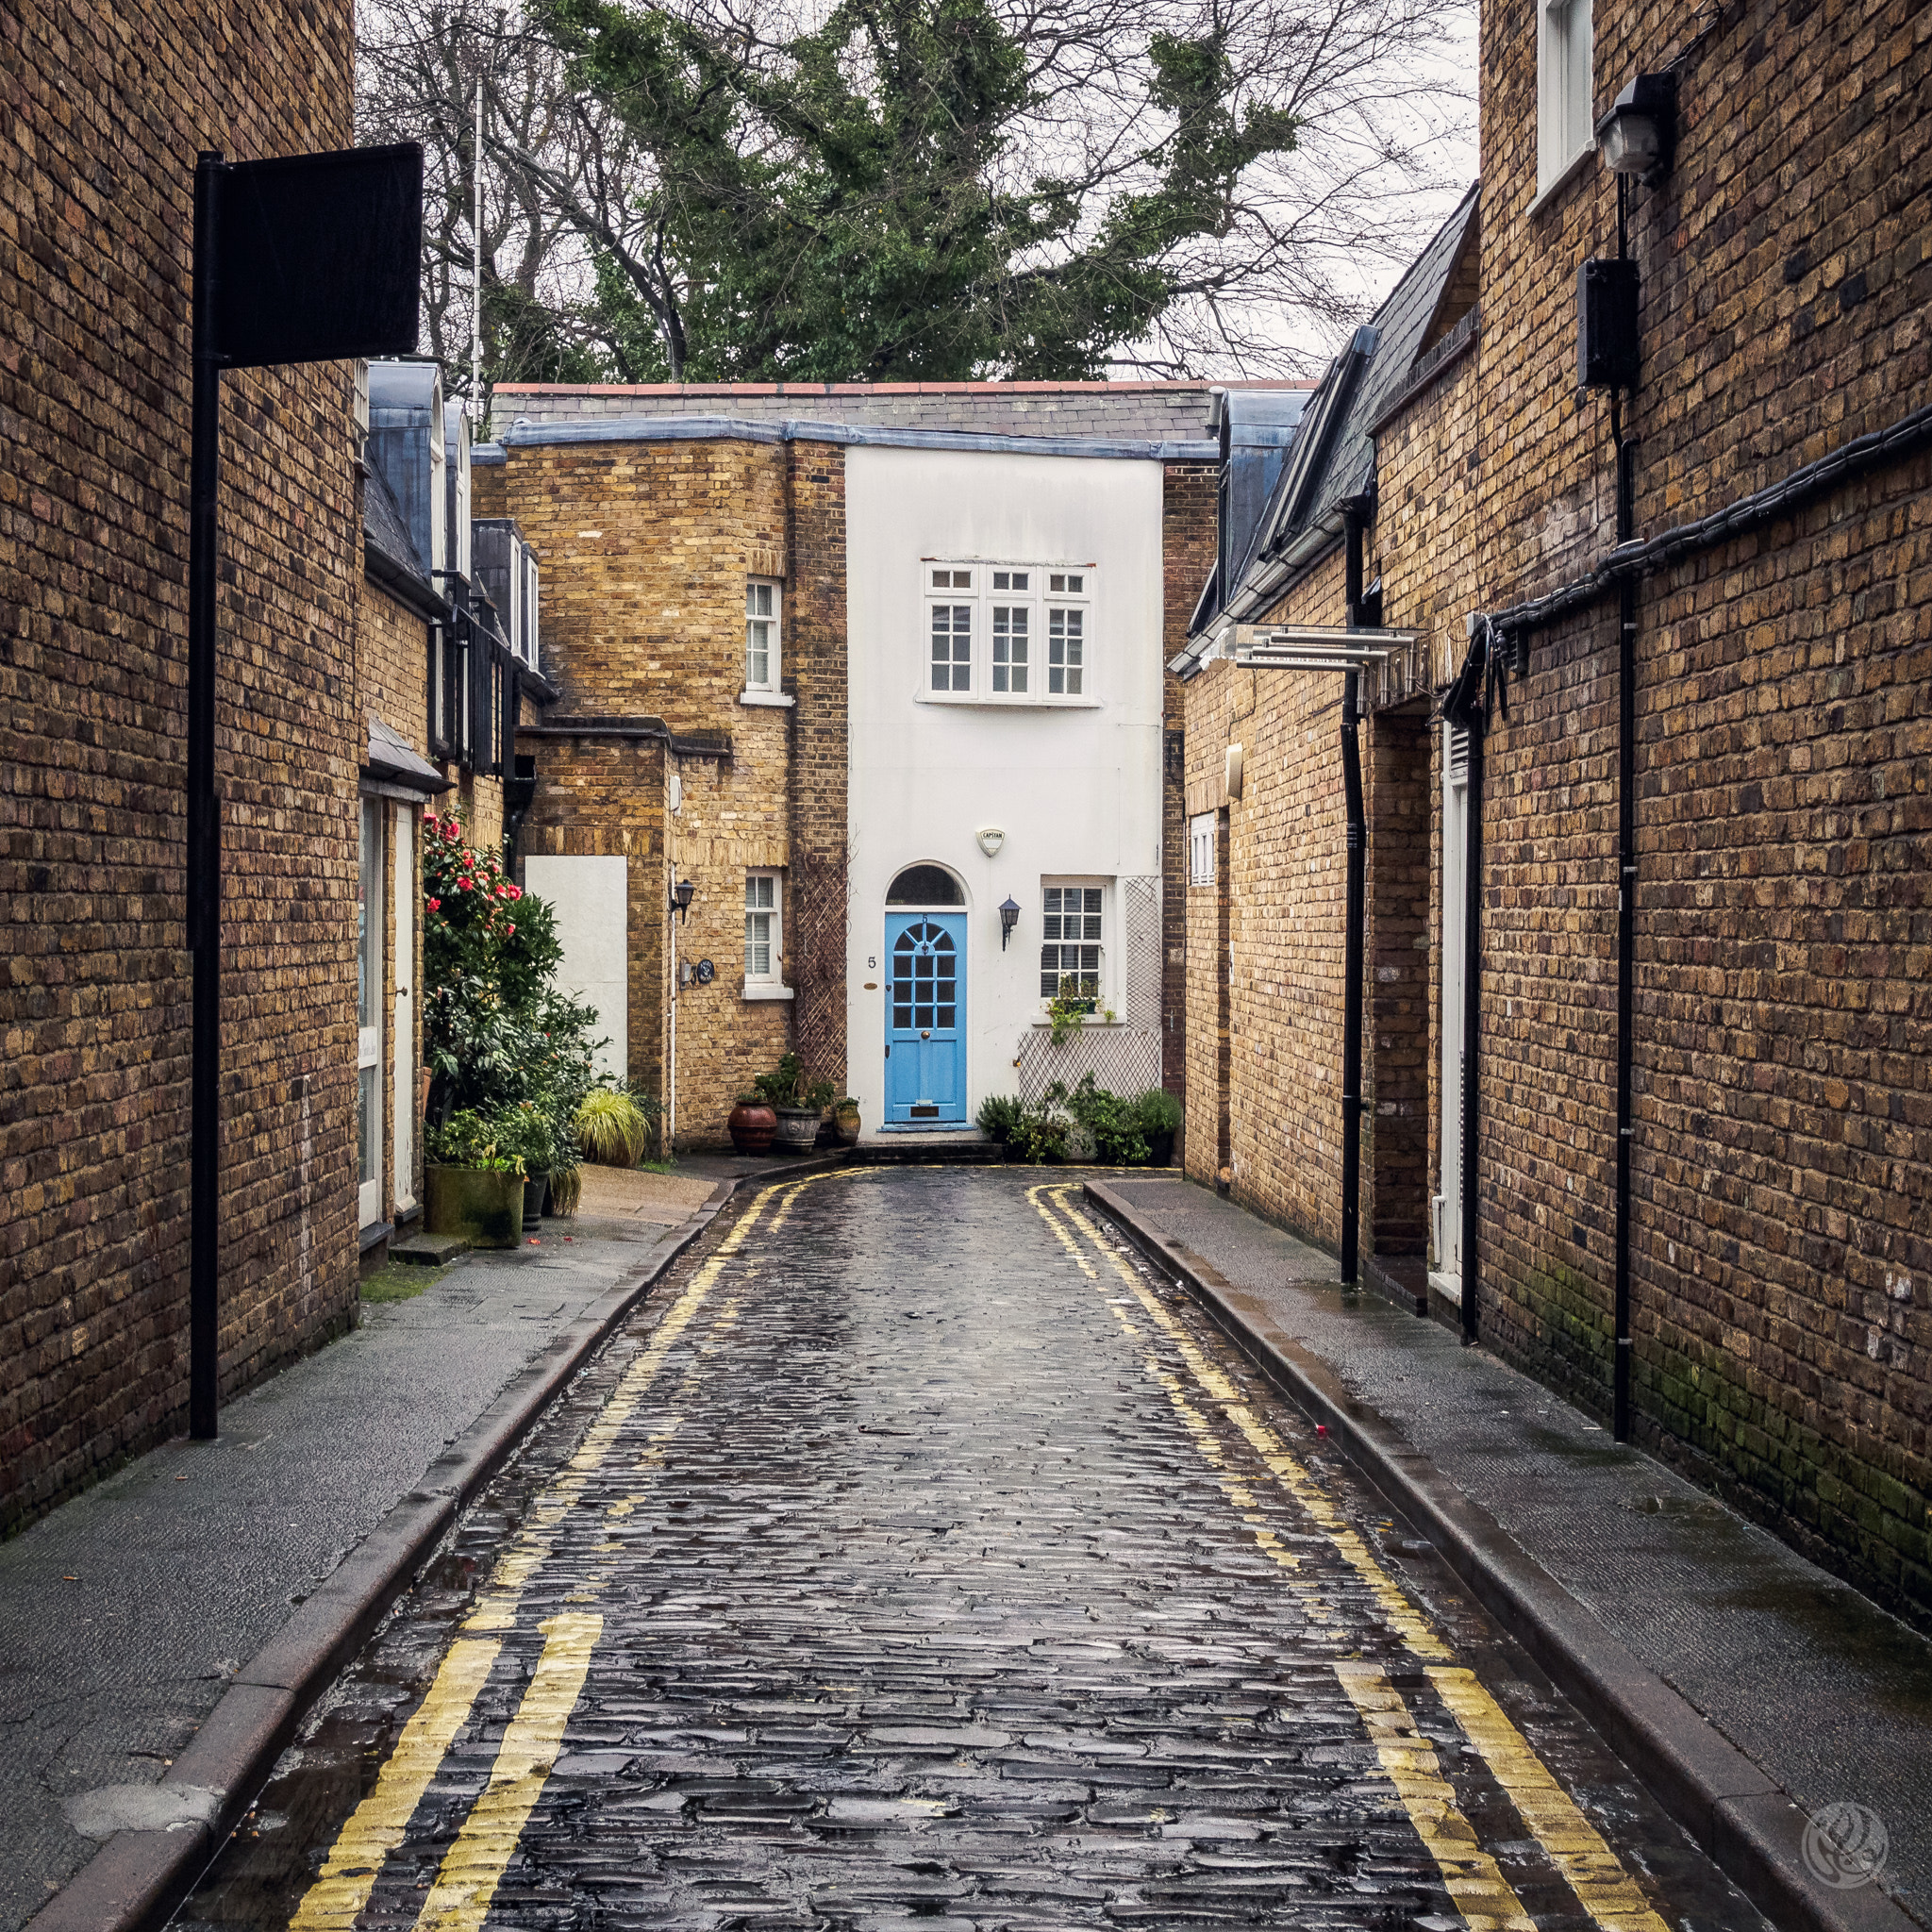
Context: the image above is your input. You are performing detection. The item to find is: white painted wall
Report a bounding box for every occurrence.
[843,445,1166,1134]
[525,854,628,1080]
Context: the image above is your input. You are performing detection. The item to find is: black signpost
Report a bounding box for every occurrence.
[189,144,423,1440]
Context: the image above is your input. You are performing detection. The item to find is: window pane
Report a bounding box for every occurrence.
[747,582,774,618]
[747,874,774,910]
[358,1064,378,1185]
[358,799,381,1028]
[746,912,771,978]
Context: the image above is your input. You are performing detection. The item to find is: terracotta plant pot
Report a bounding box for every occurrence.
[772,1106,821,1153]
[522,1172,549,1224]
[728,1101,777,1154]
[425,1166,525,1250]
[833,1103,861,1147]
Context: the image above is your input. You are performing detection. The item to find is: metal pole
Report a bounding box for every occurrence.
[189,153,225,1440]
[471,73,483,413]
[1459,654,1484,1346]
[1613,423,1637,1439]
[1339,507,1367,1286]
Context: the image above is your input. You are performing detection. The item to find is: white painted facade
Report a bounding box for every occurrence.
[525,853,629,1081]
[842,444,1168,1135]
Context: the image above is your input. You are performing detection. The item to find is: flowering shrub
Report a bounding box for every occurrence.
[423,811,559,1008]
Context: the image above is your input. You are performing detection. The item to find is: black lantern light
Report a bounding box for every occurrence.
[1596,72,1676,183]
[998,895,1022,950]
[671,876,695,921]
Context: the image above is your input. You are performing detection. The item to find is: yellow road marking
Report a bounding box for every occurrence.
[1336,1665,1538,1931]
[287,1637,501,1931]
[289,1172,838,1923]
[413,1612,604,1930]
[1041,1187,1450,1658]
[1033,1181,1683,1930]
[1430,1668,1673,1932]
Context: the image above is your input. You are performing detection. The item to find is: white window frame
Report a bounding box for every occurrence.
[1039,876,1109,1009]
[919,561,1096,708]
[744,869,785,992]
[358,798,385,1230]
[744,578,781,694]
[1537,0,1595,196]
[1189,812,1216,888]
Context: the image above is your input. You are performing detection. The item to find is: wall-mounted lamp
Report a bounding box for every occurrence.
[998,895,1022,950]
[1596,72,1676,184]
[671,876,695,922]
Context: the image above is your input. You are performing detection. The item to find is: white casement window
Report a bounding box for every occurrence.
[745,578,780,691]
[1538,0,1595,193]
[744,871,783,987]
[1041,881,1105,1001]
[990,569,1030,693]
[928,567,974,691]
[923,562,1093,704]
[1189,812,1216,888]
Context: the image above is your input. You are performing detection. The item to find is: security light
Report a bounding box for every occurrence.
[1596,73,1676,183]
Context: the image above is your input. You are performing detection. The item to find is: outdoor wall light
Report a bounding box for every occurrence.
[998,895,1022,950]
[671,876,695,921]
[1596,73,1676,183]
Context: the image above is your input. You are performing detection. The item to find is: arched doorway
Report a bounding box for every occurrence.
[884,865,967,1124]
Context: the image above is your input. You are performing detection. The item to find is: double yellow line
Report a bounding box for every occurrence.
[290,1168,851,1932]
[1029,1184,1672,1932]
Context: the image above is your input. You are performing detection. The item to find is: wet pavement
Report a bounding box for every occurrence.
[178,1167,1770,1931]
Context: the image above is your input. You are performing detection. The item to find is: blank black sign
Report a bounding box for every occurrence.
[213,143,423,368]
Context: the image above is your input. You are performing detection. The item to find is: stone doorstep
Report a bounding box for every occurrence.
[391,1231,469,1266]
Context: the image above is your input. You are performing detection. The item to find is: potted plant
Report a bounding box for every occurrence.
[1046,976,1097,1046]
[729,1091,777,1154]
[425,1108,527,1248]
[754,1055,833,1153]
[491,1103,558,1225]
[1136,1088,1184,1168]
[975,1094,1023,1149]
[831,1096,862,1146]
[575,1087,657,1167]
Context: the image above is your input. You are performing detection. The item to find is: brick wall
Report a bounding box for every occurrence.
[785,442,849,1094]
[1161,463,1217,1114]
[1472,0,1931,1614]
[502,437,802,1145]
[0,0,361,1529]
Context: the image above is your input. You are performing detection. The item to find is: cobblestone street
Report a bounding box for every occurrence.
[181,1168,1766,1931]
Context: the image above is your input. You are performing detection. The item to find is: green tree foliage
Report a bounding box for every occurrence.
[536,0,1300,380]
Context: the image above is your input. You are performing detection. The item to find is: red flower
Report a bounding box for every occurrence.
[506,922,515,936]
[426,896,441,911]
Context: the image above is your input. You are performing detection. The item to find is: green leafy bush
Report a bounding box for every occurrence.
[976,1094,1024,1141]
[426,1108,532,1175]
[1135,1088,1184,1137]
[750,1053,835,1110]
[1063,1074,1148,1165]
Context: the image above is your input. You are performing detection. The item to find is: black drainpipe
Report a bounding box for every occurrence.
[1458,636,1484,1347]
[1610,173,1638,1441]
[1340,501,1368,1287]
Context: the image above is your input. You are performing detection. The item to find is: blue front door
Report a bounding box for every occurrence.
[884,912,967,1123]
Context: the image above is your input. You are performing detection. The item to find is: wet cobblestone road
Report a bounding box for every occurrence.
[183,1168,1766,1931]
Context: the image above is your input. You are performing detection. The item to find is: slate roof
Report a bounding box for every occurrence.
[1196,183,1480,638]
[366,713,450,795]
[491,378,1294,445]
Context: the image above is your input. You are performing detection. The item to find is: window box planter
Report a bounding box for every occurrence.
[772,1105,822,1153]
[425,1166,525,1250]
